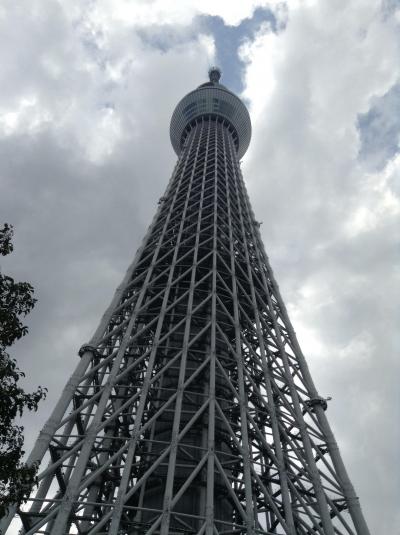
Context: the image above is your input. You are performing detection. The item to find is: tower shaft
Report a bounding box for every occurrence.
[0,74,370,535]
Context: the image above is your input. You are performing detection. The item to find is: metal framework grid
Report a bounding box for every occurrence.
[1,76,370,535]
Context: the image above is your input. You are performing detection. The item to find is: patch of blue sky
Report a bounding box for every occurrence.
[381,0,400,19]
[357,83,400,171]
[195,7,281,94]
[137,7,284,96]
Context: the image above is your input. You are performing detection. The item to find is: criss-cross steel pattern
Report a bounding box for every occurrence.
[1,72,370,535]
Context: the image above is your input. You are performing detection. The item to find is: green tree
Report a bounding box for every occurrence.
[0,224,46,518]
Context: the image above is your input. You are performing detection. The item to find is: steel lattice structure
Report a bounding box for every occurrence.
[1,69,370,535]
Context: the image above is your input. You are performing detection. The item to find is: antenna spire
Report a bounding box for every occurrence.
[208,66,221,83]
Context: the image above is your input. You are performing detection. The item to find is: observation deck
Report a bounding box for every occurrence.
[170,67,252,159]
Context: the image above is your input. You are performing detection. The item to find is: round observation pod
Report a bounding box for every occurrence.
[170,68,251,159]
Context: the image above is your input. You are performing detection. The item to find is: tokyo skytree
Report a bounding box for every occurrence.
[1,68,370,535]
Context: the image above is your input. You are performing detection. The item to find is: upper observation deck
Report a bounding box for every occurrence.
[170,67,252,159]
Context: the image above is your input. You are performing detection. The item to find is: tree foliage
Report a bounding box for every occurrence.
[0,224,46,518]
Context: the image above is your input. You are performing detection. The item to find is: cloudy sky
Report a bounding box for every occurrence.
[1,0,399,532]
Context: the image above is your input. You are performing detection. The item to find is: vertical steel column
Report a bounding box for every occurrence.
[224,129,296,535]
[205,119,217,535]
[105,119,204,535]
[159,119,211,535]
[223,133,256,534]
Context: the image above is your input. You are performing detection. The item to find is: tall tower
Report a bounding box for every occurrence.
[2,68,370,535]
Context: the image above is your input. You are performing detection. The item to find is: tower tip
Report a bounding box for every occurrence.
[208,66,221,83]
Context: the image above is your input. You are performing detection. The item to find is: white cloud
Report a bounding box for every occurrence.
[345,152,400,237]
[76,0,281,28]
